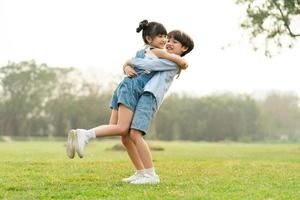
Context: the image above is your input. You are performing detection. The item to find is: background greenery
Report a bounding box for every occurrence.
[1,61,300,142]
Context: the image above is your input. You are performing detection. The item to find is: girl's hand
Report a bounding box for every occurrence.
[151,48,166,58]
[151,48,189,69]
[124,66,137,77]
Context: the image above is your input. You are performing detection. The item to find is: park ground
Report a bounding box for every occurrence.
[1,140,300,199]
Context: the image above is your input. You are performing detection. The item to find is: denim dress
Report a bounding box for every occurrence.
[110,47,156,111]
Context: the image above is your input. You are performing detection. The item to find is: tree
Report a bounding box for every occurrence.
[258,92,300,140]
[236,0,300,56]
[0,61,57,136]
[0,60,113,138]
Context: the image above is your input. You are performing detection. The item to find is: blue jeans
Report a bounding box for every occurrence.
[131,92,157,135]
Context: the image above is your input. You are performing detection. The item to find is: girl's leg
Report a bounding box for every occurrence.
[73,105,134,158]
[93,105,133,137]
[109,109,118,125]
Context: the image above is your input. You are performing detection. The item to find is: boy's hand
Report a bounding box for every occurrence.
[178,58,188,69]
[124,66,137,77]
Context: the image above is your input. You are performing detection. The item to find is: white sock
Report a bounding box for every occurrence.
[137,169,144,174]
[144,167,156,176]
[86,129,96,140]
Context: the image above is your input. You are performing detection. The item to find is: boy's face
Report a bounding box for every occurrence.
[166,37,188,56]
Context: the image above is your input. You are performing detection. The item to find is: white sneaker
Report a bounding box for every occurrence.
[122,172,144,183]
[73,129,88,158]
[130,174,160,185]
[66,129,76,159]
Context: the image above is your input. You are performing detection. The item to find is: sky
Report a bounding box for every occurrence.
[0,0,299,97]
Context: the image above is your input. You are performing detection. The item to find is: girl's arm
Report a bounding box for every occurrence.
[129,57,179,72]
[123,57,179,77]
[123,53,185,77]
[151,48,188,69]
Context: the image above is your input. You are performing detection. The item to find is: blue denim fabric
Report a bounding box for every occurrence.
[110,47,151,111]
[135,48,146,58]
[131,92,157,135]
[110,70,155,111]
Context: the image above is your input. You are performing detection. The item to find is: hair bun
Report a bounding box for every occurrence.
[136,19,148,33]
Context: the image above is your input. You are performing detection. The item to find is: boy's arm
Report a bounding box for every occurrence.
[123,60,137,77]
[151,48,188,69]
[122,48,146,77]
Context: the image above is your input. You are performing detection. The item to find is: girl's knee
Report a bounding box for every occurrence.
[118,126,130,136]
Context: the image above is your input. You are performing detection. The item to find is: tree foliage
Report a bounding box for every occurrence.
[236,0,300,56]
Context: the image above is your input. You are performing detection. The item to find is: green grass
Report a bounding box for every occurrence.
[1,140,300,199]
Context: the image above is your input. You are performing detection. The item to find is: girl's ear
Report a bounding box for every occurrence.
[145,36,153,44]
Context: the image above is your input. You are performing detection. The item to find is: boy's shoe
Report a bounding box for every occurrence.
[66,129,76,159]
[130,174,160,185]
[73,129,88,158]
[122,172,144,183]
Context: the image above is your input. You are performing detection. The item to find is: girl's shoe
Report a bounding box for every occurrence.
[73,129,88,158]
[66,130,76,159]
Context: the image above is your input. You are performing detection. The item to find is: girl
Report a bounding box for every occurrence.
[66,20,187,160]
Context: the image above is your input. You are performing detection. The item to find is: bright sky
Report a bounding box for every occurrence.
[0,0,299,97]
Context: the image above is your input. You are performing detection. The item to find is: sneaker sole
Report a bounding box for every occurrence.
[130,175,160,185]
[130,179,160,185]
[73,130,84,158]
[66,130,76,159]
[130,181,160,185]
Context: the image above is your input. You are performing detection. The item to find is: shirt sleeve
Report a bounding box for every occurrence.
[135,49,145,58]
[131,57,178,71]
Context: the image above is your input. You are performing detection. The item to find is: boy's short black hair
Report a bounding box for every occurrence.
[167,30,194,56]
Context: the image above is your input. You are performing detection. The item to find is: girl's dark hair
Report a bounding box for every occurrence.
[168,30,194,56]
[136,19,167,44]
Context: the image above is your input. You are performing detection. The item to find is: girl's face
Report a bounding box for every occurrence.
[147,34,167,49]
[166,37,188,56]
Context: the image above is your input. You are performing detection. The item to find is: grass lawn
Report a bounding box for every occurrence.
[0,140,300,199]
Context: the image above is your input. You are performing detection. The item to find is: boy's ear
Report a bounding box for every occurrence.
[181,46,188,53]
[145,36,153,44]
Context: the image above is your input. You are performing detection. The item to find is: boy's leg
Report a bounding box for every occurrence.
[121,134,146,183]
[129,92,160,184]
[130,92,157,169]
[121,135,144,170]
[130,130,159,185]
[109,109,144,181]
[130,129,153,169]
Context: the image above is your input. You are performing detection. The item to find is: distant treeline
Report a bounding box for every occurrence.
[1,61,300,142]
